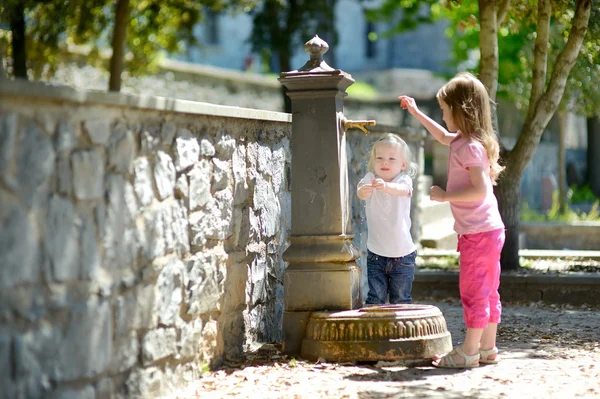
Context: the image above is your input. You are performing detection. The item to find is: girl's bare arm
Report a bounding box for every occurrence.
[399,96,457,146]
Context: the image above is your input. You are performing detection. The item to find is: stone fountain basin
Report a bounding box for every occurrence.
[300,304,452,364]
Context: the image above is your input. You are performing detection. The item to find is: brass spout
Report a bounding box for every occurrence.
[343,118,376,134]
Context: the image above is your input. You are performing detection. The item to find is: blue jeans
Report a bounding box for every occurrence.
[365,250,417,305]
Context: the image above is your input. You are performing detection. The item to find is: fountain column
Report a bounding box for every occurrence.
[278,36,364,355]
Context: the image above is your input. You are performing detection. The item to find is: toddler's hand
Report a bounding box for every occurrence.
[399,95,419,116]
[358,183,374,198]
[372,178,386,191]
[430,185,447,202]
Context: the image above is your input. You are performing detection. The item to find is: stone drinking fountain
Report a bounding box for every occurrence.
[278,35,451,363]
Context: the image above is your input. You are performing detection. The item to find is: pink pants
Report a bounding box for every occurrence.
[457,228,505,329]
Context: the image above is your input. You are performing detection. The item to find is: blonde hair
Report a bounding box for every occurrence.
[367,133,418,178]
[436,72,504,185]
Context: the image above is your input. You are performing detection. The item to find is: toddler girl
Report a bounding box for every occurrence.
[357,133,418,305]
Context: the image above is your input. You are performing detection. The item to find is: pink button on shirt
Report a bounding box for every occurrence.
[446,134,505,235]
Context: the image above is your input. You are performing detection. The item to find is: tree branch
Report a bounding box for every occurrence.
[478,0,499,100]
[497,0,511,26]
[509,0,591,177]
[525,0,551,124]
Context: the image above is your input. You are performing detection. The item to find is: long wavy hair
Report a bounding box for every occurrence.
[367,133,418,178]
[436,72,504,184]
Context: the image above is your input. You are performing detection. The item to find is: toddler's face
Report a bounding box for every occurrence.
[439,100,458,132]
[374,143,405,182]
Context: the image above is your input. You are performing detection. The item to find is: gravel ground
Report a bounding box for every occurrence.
[166,298,600,399]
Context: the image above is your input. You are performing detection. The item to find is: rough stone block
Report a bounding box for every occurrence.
[175,128,199,172]
[154,151,175,200]
[71,149,104,200]
[45,195,79,282]
[142,328,177,365]
[84,119,111,145]
[155,258,184,325]
[16,121,55,205]
[0,199,39,288]
[58,299,112,380]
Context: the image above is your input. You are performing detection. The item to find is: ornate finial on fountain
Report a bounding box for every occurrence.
[281,34,338,76]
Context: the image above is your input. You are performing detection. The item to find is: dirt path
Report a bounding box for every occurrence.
[169,299,600,399]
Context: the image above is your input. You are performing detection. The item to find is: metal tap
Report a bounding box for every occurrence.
[342,117,376,134]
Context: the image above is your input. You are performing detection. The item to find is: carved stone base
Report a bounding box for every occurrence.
[300,304,452,363]
[284,262,362,311]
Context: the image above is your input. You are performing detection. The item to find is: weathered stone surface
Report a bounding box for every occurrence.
[143,206,167,260]
[115,285,157,337]
[253,175,280,237]
[72,149,104,200]
[0,199,39,288]
[179,319,203,358]
[171,200,190,255]
[185,252,223,317]
[56,385,95,399]
[55,121,77,152]
[189,159,212,211]
[108,127,136,174]
[155,258,185,325]
[0,333,11,386]
[0,113,17,172]
[134,156,154,207]
[84,119,111,144]
[175,128,199,172]
[103,175,138,273]
[189,189,233,246]
[228,207,251,250]
[222,252,249,312]
[200,138,215,156]
[199,320,221,363]
[16,121,55,205]
[232,146,248,205]
[95,377,114,399]
[161,121,176,145]
[126,366,163,398]
[154,151,176,200]
[212,158,230,191]
[250,252,267,306]
[45,195,79,281]
[80,213,100,280]
[110,331,139,373]
[216,132,236,159]
[141,125,160,154]
[142,328,177,365]
[56,154,72,195]
[271,142,287,193]
[257,144,272,176]
[58,299,112,380]
[175,173,189,201]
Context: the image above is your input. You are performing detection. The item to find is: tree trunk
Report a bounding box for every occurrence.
[587,116,600,197]
[558,111,568,213]
[108,0,130,92]
[478,0,498,100]
[494,172,521,270]
[9,0,27,79]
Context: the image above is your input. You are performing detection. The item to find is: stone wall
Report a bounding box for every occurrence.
[520,222,600,250]
[0,80,292,398]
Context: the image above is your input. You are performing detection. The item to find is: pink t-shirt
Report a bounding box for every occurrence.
[446,134,504,235]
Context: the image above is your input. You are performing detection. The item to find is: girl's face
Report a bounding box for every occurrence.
[439,100,458,132]
[373,143,405,182]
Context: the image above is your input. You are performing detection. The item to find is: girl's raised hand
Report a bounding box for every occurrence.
[399,95,418,116]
